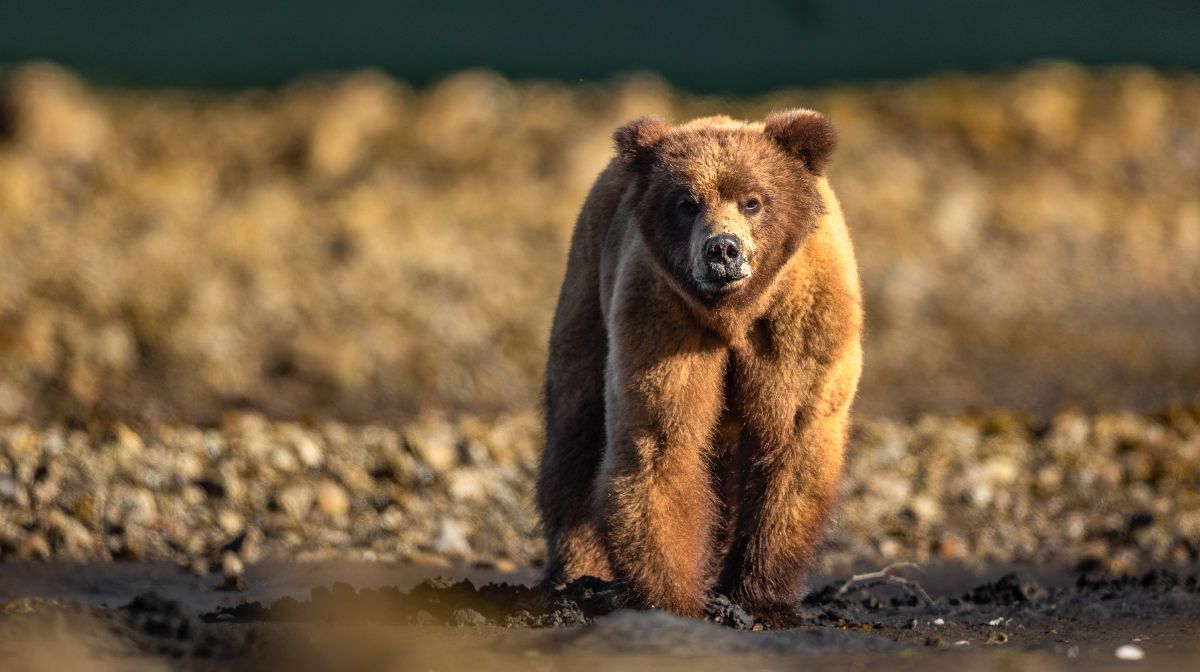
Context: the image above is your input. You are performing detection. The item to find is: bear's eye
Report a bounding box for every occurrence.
[742,197,762,213]
[677,198,700,216]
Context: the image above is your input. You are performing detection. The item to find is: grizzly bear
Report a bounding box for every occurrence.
[536,109,863,620]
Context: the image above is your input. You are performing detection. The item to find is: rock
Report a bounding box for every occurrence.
[0,61,111,162]
[220,551,247,591]
[216,509,245,535]
[432,519,472,558]
[446,468,487,503]
[289,431,325,469]
[0,474,27,506]
[277,485,314,522]
[935,532,969,560]
[961,573,1048,605]
[491,558,519,573]
[1114,644,1145,660]
[706,594,755,630]
[306,71,404,180]
[17,531,51,560]
[45,509,98,557]
[452,608,489,627]
[907,494,943,523]
[314,480,350,517]
[270,448,300,473]
[405,418,460,473]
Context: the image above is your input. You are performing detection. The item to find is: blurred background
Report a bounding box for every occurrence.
[0,2,1199,576]
[1,2,1199,423]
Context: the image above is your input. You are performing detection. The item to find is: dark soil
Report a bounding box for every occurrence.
[5,564,1195,670]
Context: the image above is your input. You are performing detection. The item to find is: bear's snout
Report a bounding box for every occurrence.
[705,233,743,266]
[697,233,750,291]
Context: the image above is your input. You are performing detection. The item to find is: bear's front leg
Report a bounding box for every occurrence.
[597,305,728,617]
[719,414,848,621]
[718,339,860,621]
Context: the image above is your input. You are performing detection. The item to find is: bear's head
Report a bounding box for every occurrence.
[613,109,835,304]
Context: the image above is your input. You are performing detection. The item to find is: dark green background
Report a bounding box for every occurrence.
[1,1,1198,90]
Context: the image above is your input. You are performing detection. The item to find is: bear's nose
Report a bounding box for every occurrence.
[705,234,743,265]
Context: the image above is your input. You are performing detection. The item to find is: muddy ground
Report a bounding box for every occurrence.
[0,561,1197,670]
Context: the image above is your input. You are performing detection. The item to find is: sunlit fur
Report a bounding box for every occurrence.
[537,110,863,619]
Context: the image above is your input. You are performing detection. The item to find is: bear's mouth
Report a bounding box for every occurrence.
[695,263,751,294]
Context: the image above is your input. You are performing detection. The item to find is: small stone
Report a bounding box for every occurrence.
[290,432,324,468]
[405,418,460,473]
[452,608,489,626]
[1114,644,1145,660]
[491,558,519,573]
[217,509,245,535]
[271,448,299,472]
[1035,465,1063,495]
[115,424,144,451]
[432,519,472,558]
[222,550,244,575]
[314,480,350,517]
[1,62,111,162]
[908,494,942,523]
[446,469,487,503]
[935,533,969,560]
[277,485,314,521]
[220,551,247,591]
[878,538,901,559]
[0,475,25,504]
[119,489,159,527]
[17,532,51,560]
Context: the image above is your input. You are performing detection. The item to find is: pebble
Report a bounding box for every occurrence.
[314,480,350,517]
[291,433,325,469]
[432,519,472,558]
[1114,644,1145,660]
[405,419,460,473]
[452,608,489,627]
[221,551,247,592]
[17,532,51,560]
[216,509,245,535]
[277,485,315,521]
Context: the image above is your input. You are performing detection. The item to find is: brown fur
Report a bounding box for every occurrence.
[536,110,863,619]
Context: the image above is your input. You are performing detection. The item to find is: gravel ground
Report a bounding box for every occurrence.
[2,407,1198,577]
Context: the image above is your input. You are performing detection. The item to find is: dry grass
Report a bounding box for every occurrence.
[0,61,1198,422]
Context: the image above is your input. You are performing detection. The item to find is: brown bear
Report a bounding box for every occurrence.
[536,109,863,620]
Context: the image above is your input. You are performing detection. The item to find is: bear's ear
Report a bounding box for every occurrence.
[763,109,837,175]
[613,115,671,168]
